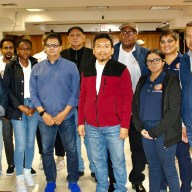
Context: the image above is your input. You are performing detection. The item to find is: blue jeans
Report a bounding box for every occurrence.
[86,124,127,192]
[11,99,38,176]
[75,110,95,173]
[142,121,180,192]
[0,120,2,172]
[160,141,192,192]
[38,115,79,183]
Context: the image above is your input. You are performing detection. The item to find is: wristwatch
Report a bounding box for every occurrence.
[39,110,46,116]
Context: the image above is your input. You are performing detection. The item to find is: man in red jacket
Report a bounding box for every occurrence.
[78,33,132,192]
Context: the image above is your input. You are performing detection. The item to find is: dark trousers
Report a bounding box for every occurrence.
[36,126,65,156]
[128,119,146,185]
[2,118,14,166]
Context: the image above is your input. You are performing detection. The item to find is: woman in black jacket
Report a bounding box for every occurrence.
[132,49,181,192]
[3,39,38,192]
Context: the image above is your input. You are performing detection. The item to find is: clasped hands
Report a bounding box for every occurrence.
[19,105,36,117]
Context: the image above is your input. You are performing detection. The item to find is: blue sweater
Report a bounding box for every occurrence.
[30,57,80,121]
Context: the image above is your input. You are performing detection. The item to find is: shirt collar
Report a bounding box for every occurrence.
[147,71,166,84]
[47,56,61,65]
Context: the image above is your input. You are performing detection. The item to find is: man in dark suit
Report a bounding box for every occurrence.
[60,26,95,178]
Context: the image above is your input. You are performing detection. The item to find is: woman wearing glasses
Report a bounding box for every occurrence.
[132,49,181,192]
[3,39,38,192]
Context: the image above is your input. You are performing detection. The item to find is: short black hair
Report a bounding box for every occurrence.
[68,26,84,35]
[0,38,14,49]
[44,32,62,45]
[146,49,165,61]
[93,33,113,48]
[15,39,32,49]
[160,30,179,41]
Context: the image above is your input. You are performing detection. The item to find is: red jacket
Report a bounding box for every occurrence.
[78,59,133,129]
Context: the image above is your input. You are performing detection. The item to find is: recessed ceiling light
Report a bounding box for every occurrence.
[26,8,47,12]
[150,6,171,10]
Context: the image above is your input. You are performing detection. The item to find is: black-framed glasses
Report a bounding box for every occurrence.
[45,44,61,48]
[146,58,162,66]
[160,39,175,45]
[121,30,136,37]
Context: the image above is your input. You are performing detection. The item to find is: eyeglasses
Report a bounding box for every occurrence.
[45,44,61,48]
[121,30,136,37]
[3,46,14,51]
[146,58,162,66]
[18,48,31,52]
[160,39,175,45]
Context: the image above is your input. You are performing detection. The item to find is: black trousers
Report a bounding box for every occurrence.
[108,119,146,185]
[36,126,65,156]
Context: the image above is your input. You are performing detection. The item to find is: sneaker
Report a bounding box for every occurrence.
[56,156,65,171]
[45,182,56,192]
[16,175,27,192]
[39,156,43,170]
[68,182,81,192]
[6,165,15,176]
[31,167,36,176]
[24,168,34,186]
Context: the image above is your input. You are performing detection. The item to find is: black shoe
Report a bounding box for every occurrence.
[132,183,146,192]
[6,165,15,176]
[31,167,36,176]
[79,171,84,177]
[91,172,97,182]
[108,183,115,192]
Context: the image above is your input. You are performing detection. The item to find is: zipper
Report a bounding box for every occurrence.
[95,95,99,127]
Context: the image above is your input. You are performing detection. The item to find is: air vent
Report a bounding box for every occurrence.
[0,3,17,6]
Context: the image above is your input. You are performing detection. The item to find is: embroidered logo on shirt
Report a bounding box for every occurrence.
[174,62,180,70]
[153,84,163,92]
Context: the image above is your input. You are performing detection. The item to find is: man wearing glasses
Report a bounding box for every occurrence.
[113,22,149,192]
[30,32,80,192]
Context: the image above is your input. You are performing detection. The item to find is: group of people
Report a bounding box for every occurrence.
[0,21,191,192]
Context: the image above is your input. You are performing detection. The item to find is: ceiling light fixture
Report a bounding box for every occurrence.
[26,8,47,12]
[150,6,171,10]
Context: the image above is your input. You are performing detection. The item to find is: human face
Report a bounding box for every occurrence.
[93,38,114,64]
[160,34,178,55]
[44,38,62,58]
[120,26,138,51]
[185,26,192,51]
[1,41,14,60]
[68,29,85,50]
[146,53,164,75]
[17,42,32,60]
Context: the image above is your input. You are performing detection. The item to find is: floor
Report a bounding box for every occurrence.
[0,138,150,192]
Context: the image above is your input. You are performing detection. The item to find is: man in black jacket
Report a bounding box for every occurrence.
[60,26,95,178]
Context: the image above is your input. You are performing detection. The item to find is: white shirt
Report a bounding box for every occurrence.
[118,44,141,93]
[0,56,6,77]
[188,50,192,72]
[19,59,31,98]
[96,60,105,95]
[33,51,47,62]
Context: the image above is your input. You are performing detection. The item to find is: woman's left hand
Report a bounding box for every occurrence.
[141,129,153,139]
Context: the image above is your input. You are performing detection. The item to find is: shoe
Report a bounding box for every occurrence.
[78,171,84,177]
[132,183,146,192]
[31,167,36,176]
[108,183,115,192]
[55,156,65,171]
[6,165,15,176]
[68,182,81,192]
[39,156,43,170]
[24,168,34,186]
[45,182,56,192]
[16,175,27,192]
[91,172,97,182]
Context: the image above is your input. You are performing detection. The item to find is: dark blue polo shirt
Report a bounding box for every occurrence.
[139,72,166,121]
[164,52,182,77]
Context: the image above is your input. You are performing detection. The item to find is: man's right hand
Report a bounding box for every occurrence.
[78,124,85,137]
[42,112,54,126]
[18,105,30,115]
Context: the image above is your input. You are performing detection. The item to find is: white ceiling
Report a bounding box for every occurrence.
[0,0,192,35]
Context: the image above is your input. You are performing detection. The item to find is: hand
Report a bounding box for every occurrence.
[18,105,30,115]
[27,108,36,117]
[42,112,54,126]
[182,127,188,143]
[120,128,128,139]
[53,111,66,125]
[78,125,85,137]
[141,129,153,139]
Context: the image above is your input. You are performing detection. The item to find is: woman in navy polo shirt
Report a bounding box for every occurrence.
[132,49,181,192]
